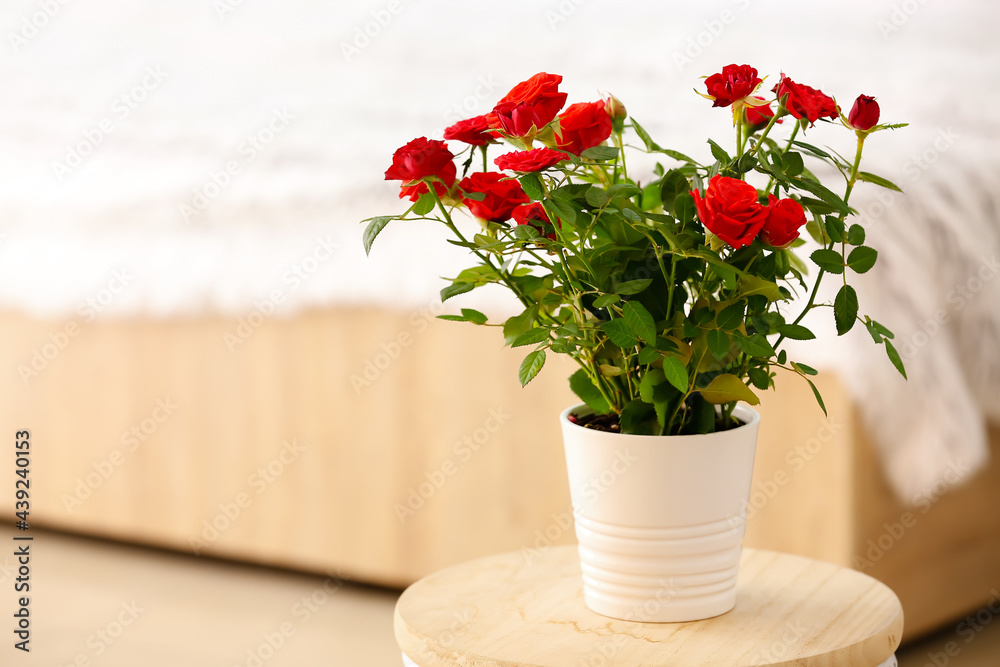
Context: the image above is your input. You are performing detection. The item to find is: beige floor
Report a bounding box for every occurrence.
[7,528,999,666]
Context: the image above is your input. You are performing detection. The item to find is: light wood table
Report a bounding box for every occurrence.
[394,546,903,666]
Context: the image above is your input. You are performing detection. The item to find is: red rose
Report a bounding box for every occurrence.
[848,95,880,131]
[496,72,565,108]
[384,137,456,201]
[495,148,568,173]
[703,64,762,108]
[512,202,557,240]
[761,194,807,247]
[488,72,568,136]
[493,100,562,137]
[444,115,496,146]
[744,96,780,130]
[555,101,614,155]
[773,75,838,125]
[460,172,530,223]
[690,175,767,249]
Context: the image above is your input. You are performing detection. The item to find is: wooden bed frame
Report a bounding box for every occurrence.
[1,307,997,640]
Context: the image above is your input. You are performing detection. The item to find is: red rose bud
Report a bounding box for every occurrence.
[690,175,768,249]
[744,96,780,130]
[444,115,496,146]
[703,64,763,108]
[761,194,807,248]
[459,172,530,223]
[555,101,614,156]
[495,148,568,173]
[848,95,880,131]
[384,137,457,201]
[512,202,557,240]
[604,94,627,120]
[772,75,838,125]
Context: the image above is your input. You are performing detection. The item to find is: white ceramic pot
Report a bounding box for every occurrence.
[560,403,760,623]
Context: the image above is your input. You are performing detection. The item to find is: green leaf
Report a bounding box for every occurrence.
[748,367,770,390]
[782,152,804,177]
[792,361,818,376]
[717,303,746,331]
[834,284,859,335]
[619,399,656,435]
[503,308,536,345]
[637,346,661,365]
[697,374,760,405]
[581,146,620,161]
[413,192,437,215]
[739,274,785,301]
[662,355,689,393]
[792,140,832,160]
[592,293,620,308]
[362,216,394,256]
[825,216,845,243]
[792,178,849,214]
[461,308,487,325]
[707,329,730,359]
[674,193,696,224]
[511,224,541,241]
[544,198,577,226]
[630,118,661,151]
[585,186,611,208]
[440,281,475,302]
[858,171,904,192]
[707,139,731,163]
[661,148,699,164]
[510,327,550,348]
[847,246,878,274]
[885,340,907,379]
[601,319,638,348]
[639,369,666,404]
[569,369,610,413]
[615,279,653,296]
[810,248,845,274]
[847,224,866,246]
[518,350,546,387]
[519,173,543,200]
[806,378,827,415]
[734,333,775,358]
[659,169,690,216]
[622,208,642,223]
[623,301,657,344]
[777,324,815,340]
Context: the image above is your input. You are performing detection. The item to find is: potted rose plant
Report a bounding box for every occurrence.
[364,66,905,622]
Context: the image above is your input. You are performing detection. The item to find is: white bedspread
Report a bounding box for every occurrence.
[2,0,998,499]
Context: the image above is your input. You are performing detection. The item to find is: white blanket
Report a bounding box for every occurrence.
[1,0,998,499]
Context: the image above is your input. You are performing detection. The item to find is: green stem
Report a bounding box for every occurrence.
[774,132,867,348]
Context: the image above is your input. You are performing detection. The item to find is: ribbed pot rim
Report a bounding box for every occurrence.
[560,402,761,439]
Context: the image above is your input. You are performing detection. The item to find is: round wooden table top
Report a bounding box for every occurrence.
[394,546,903,667]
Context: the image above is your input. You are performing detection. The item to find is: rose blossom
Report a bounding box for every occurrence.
[495,148,569,173]
[761,195,807,247]
[703,64,763,108]
[460,172,530,223]
[690,175,768,249]
[444,115,496,146]
[773,75,839,125]
[384,137,456,201]
[488,72,568,136]
[555,101,614,155]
